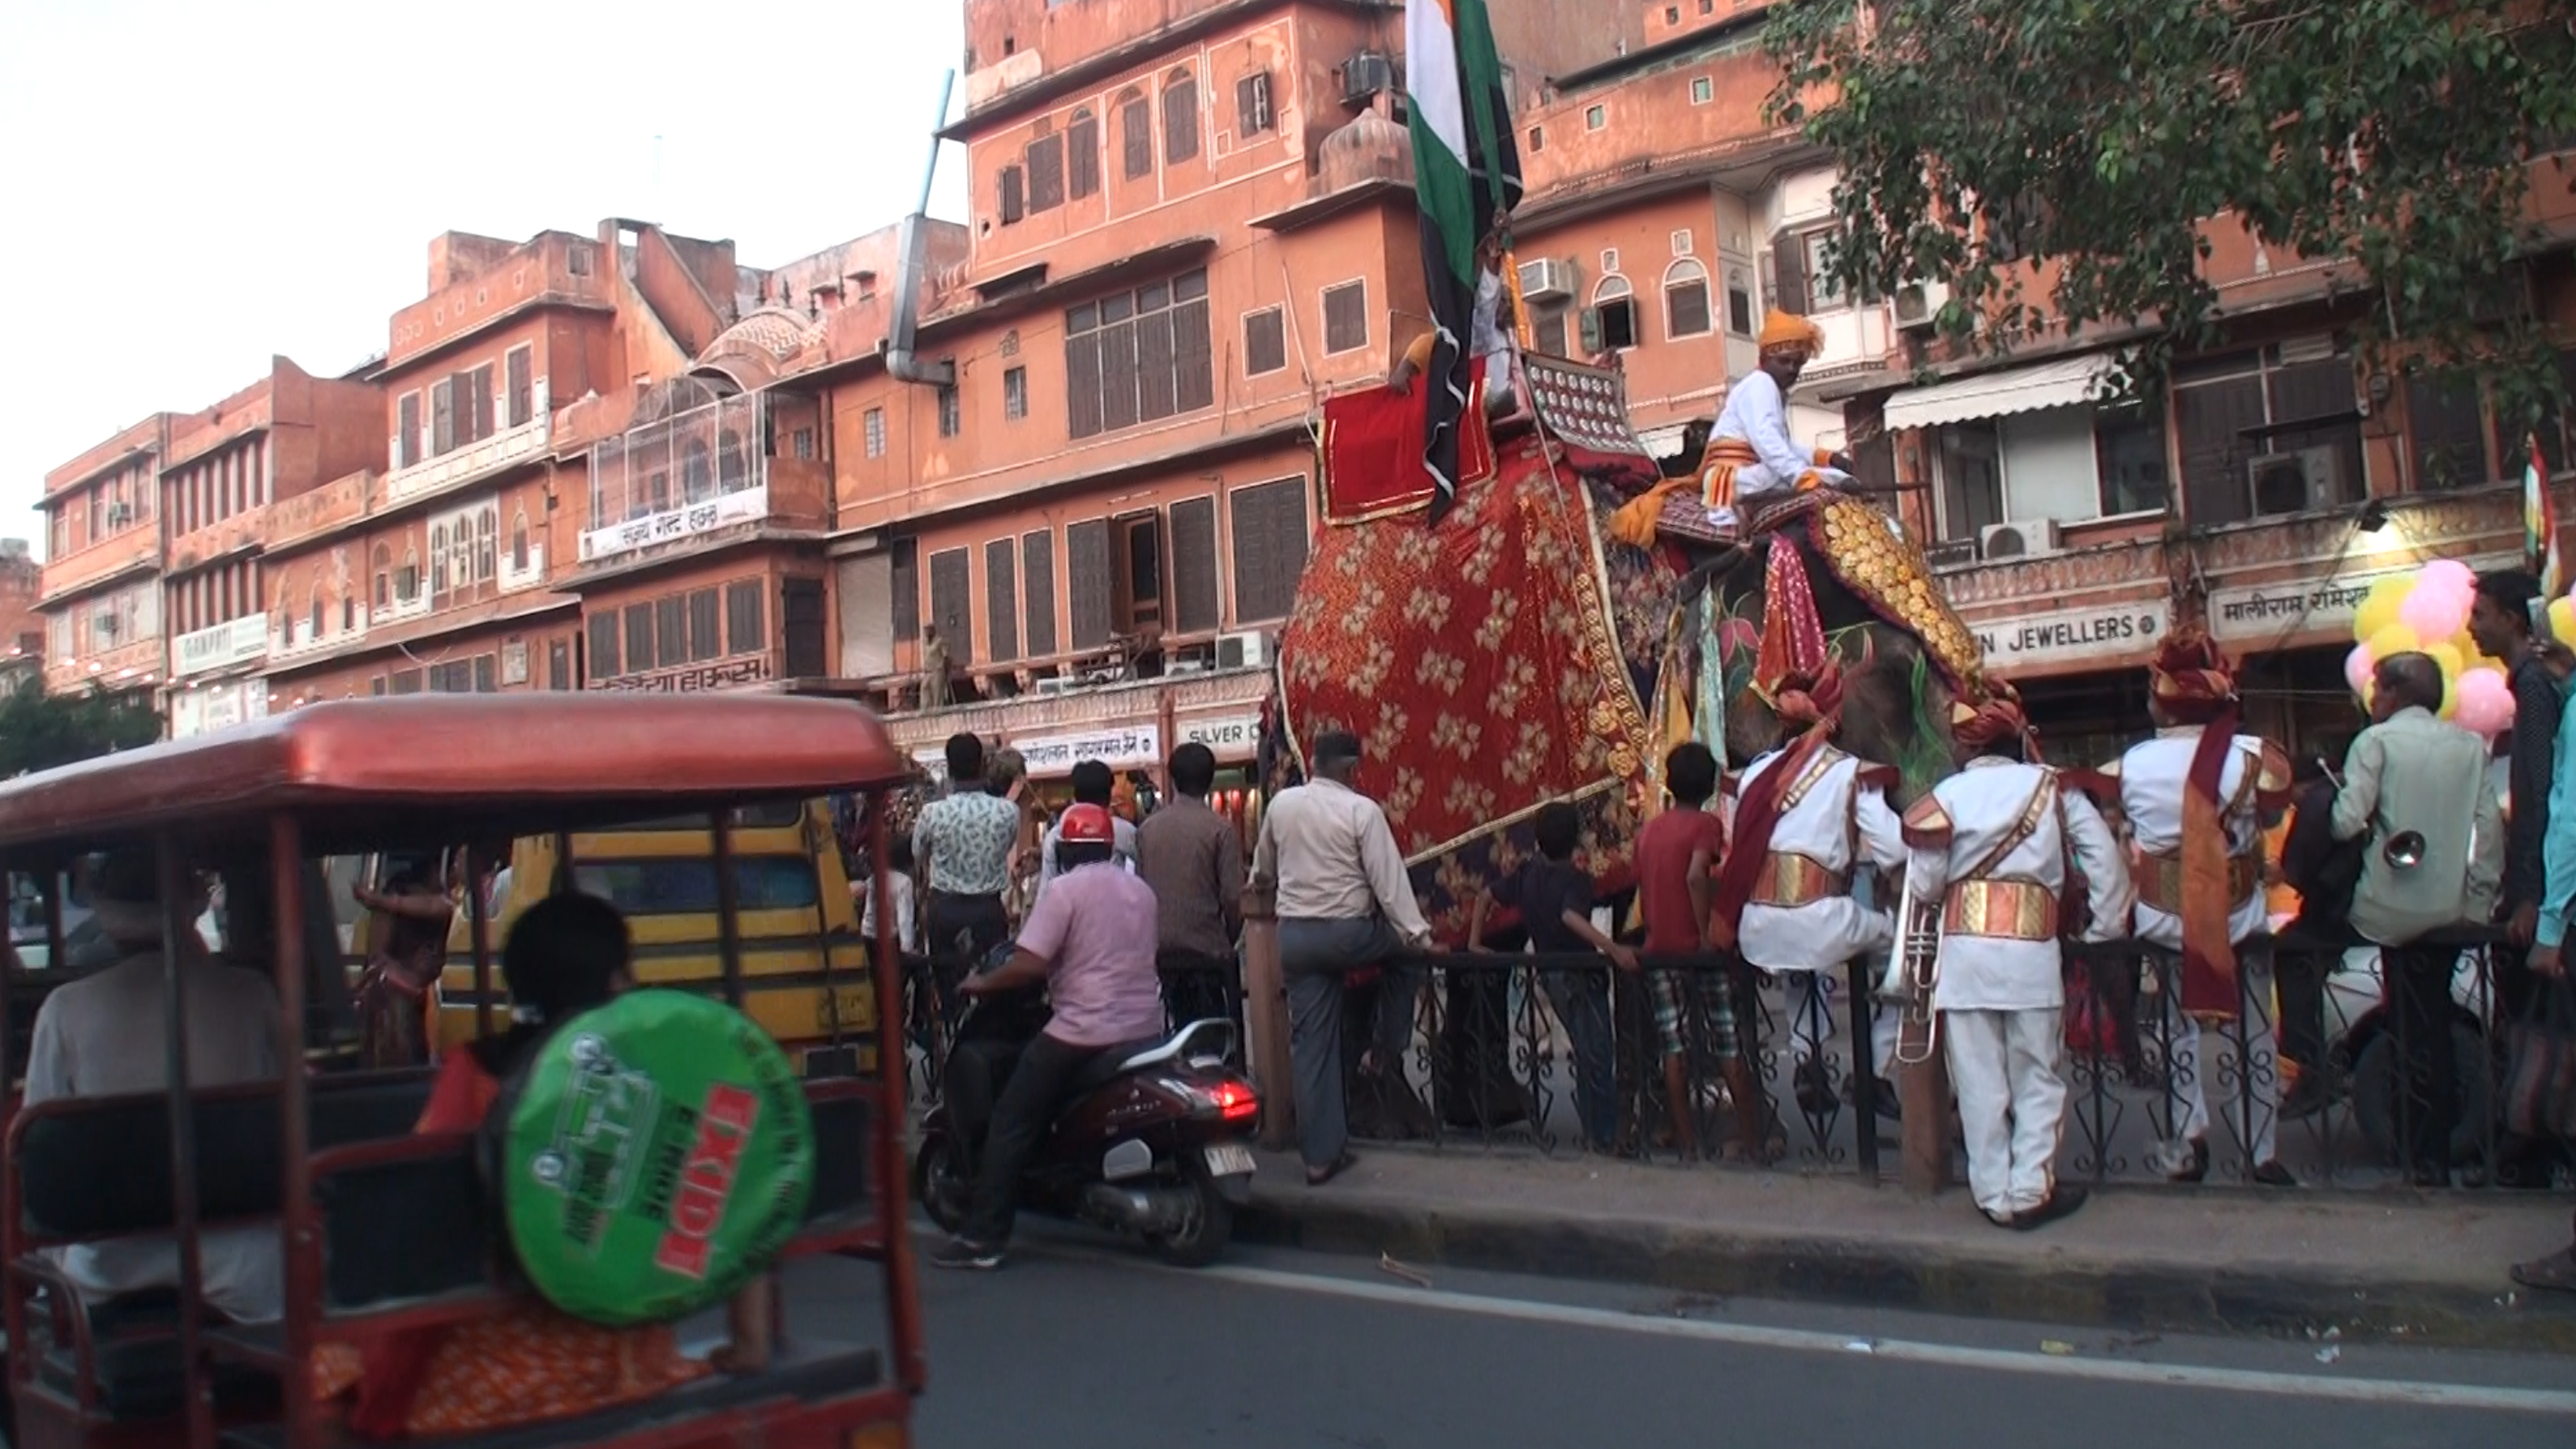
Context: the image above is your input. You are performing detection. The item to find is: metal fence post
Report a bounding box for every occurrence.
[1242,887,1295,1152]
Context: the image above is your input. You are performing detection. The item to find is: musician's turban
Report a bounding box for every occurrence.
[2150,626,2238,724]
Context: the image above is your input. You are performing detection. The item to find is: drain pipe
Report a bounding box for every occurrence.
[886,68,957,390]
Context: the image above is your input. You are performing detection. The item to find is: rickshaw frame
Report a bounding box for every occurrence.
[0,694,926,1449]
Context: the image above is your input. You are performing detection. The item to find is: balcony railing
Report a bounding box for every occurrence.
[383,379,551,508]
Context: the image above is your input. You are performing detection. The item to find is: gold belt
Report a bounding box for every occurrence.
[1941,878,2059,941]
[2133,850,2261,914]
[1750,851,1850,908]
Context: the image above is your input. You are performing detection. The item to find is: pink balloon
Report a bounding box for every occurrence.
[2398,582,2471,643]
[2343,643,2375,697]
[2420,559,2476,597]
[2454,667,2516,737]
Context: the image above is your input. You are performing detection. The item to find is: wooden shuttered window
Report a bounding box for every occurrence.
[984,538,1020,663]
[1022,530,1059,658]
[1119,92,1153,179]
[929,546,973,664]
[1229,478,1310,624]
[1168,496,1220,635]
[1067,518,1114,649]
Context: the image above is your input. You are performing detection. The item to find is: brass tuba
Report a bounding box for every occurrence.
[1875,869,1942,1065]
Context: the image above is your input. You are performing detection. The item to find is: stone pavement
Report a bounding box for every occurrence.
[1233,1146,2576,1353]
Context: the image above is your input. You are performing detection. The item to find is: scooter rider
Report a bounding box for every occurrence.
[935,803,1166,1271]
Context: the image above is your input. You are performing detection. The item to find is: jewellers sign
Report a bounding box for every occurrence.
[1975,599,2171,672]
[1178,713,1264,759]
[580,486,768,564]
[173,615,268,677]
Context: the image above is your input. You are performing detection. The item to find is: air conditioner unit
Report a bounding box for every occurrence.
[2247,446,2343,515]
[1923,538,1982,571]
[1342,50,1397,105]
[1892,281,1950,333]
[1035,674,1086,697]
[1216,631,1269,670]
[1517,258,1575,303]
[1979,519,2065,559]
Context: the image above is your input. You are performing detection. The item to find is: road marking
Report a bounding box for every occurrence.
[1180,1259,2576,1417]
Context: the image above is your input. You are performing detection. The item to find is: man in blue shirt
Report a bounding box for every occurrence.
[2513,639,2576,1293]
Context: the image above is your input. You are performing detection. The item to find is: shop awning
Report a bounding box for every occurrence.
[1881,352,2117,433]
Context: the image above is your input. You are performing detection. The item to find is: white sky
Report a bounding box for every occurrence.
[0,0,969,554]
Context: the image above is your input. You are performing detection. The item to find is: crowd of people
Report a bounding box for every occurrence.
[901,572,2574,1285]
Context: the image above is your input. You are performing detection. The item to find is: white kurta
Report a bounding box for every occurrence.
[1736,745,1906,973]
[2113,728,2270,951]
[1706,370,1851,529]
[2112,727,2285,1171]
[1905,759,2133,1013]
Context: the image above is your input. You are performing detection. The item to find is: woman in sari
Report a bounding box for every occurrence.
[315,893,709,1438]
[352,869,455,1068]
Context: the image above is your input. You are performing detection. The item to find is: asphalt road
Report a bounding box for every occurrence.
[778,1225,2576,1449]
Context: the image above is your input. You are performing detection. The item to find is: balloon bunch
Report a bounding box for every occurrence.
[2342,559,2516,736]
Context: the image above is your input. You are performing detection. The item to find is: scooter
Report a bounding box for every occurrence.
[913,996,1261,1267]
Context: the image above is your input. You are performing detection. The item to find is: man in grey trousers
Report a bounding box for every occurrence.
[1252,730,1434,1185]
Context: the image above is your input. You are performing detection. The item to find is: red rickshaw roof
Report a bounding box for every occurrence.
[0,694,913,858]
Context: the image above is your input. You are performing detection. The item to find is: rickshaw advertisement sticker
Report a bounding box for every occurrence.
[501,990,815,1326]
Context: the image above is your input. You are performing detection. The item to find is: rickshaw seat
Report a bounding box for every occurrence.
[17,1075,436,1241]
[214,1340,884,1449]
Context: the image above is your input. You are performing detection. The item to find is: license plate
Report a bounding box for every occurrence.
[1204,1143,1256,1177]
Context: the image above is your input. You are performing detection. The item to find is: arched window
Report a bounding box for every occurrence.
[430,523,451,597]
[1585,274,1638,353]
[1724,265,1755,336]
[1663,259,1712,339]
[1117,87,1153,180]
[511,509,532,573]
[372,544,392,609]
[400,545,420,602]
[1162,67,1199,165]
[475,509,498,582]
[1068,105,1101,199]
[310,583,324,639]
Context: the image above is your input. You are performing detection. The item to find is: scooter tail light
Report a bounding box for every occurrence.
[1213,1079,1260,1121]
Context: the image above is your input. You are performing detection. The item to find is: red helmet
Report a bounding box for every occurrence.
[1059,801,1117,845]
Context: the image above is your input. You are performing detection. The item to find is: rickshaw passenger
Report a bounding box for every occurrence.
[23,849,285,1323]
[315,892,709,1439]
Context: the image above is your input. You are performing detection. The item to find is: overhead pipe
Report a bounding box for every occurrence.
[887,69,958,389]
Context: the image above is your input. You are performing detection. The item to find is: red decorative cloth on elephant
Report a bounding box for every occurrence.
[1278,431,1667,941]
[2152,626,2255,1024]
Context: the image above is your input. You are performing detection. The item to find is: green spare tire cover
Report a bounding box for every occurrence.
[494,990,814,1326]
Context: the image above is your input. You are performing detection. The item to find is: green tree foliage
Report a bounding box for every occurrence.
[0,682,163,779]
[1765,0,2576,425]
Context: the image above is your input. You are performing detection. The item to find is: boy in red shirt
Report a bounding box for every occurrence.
[1635,742,1772,1161]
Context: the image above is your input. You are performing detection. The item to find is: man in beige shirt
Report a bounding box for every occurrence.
[2330,651,2505,1186]
[1252,730,1433,1184]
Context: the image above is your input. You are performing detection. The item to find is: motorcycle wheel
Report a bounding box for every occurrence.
[912,1132,971,1236]
[1151,1161,1231,1268]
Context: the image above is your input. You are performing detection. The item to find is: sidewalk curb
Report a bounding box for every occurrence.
[1236,1185,2576,1355]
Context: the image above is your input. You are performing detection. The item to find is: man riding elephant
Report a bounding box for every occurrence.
[1645,309,1990,797]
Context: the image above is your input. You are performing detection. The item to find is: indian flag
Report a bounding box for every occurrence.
[2529,431,2562,599]
[1406,0,1520,524]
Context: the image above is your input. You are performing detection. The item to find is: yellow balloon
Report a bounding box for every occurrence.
[2364,622,2421,660]
[2427,641,2464,680]
[2439,672,2459,719]
[2552,596,2576,648]
[2352,591,2402,646]
[2360,678,2377,712]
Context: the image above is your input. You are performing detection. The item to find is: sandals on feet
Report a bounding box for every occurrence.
[1305,1151,1359,1186]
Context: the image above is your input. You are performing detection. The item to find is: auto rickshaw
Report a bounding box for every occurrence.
[0,694,926,1449]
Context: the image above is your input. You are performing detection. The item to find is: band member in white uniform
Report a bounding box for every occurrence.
[2107,628,2296,1185]
[1712,661,1907,1112]
[1902,690,2132,1229]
